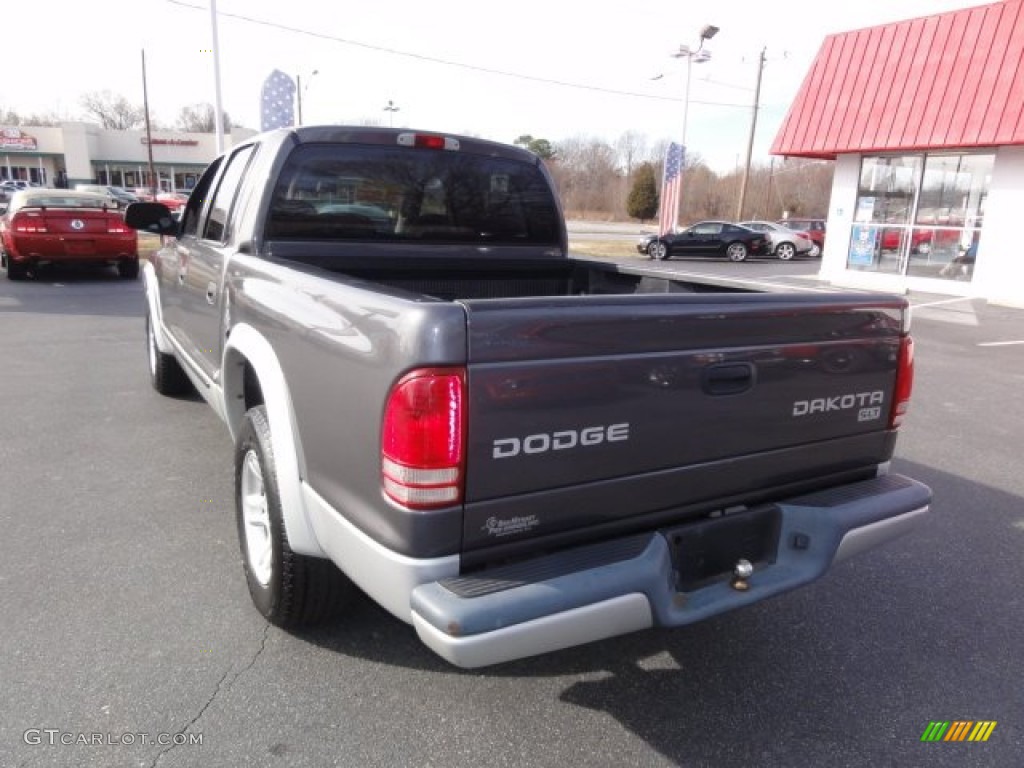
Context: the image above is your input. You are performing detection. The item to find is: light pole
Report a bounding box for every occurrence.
[296,69,319,126]
[669,23,718,230]
[383,99,400,127]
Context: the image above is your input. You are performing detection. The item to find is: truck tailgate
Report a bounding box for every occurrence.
[461,293,907,551]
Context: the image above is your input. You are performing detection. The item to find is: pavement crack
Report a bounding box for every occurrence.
[150,624,271,768]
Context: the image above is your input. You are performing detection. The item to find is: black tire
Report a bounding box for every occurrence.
[146,311,192,396]
[726,242,749,262]
[647,240,669,260]
[235,405,354,627]
[4,254,28,280]
[118,258,140,279]
[775,242,796,261]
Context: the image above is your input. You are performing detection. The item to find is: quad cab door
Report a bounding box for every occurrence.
[162,144,257,383]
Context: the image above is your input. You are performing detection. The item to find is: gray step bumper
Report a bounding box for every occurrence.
[411,474,931,668]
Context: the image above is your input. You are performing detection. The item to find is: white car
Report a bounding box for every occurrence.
[739,221,817,260]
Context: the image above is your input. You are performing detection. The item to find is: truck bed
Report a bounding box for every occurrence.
[261,246,907,565]
[263,247,749,301]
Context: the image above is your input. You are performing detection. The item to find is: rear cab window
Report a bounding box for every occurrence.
[265,144,561,247]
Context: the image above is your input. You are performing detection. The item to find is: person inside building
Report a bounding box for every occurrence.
[940,234,979,279]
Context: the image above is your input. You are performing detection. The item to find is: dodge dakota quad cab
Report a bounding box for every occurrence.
[125,126,930,668]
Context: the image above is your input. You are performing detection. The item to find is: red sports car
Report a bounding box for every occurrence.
[156,192,190,212]
[0,189,138,280]
[880,227,961,254]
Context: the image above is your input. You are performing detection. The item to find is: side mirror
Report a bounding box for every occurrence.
[124,202,179,236]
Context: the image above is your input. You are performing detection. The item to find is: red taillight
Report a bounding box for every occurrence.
[415,135,445,149]
[397,132,459,151]
[382,368,465,509]
[12,212,46,233]
[889,336,914,429]
[107,215,130,233]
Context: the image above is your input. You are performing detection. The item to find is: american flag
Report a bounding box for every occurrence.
[261,69,296,131]
[658,142,685,236]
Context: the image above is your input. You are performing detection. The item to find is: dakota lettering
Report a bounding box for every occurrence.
[792,390,885,417]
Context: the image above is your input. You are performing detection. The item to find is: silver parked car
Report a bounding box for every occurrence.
[739,220,817,260]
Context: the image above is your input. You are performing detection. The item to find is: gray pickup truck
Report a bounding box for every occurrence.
[125,126,930,668]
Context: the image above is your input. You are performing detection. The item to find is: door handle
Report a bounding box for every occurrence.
[206,282,217,304]
[701,363,756,396]
[176,247,189,284]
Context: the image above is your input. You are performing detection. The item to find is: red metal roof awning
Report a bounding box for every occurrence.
[771,0,1024,159]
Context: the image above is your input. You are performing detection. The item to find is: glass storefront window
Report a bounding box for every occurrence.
[905,154,991,280]
[849,152,992,282]
[848,156,922,274]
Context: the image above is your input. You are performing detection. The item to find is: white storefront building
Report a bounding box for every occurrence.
[1,122,254,193]
[772,0,1024,307]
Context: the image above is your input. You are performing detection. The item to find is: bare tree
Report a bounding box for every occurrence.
[769,158,833,218]
[80,91,145,130]
[0,108,64,126]
[615,130,647,178]
[176,103,232,133]
[551,136,621,218]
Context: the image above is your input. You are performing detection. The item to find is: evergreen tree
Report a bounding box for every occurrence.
[626,163,659,222]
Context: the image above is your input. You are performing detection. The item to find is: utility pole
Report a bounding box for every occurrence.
[735,46,766,221]
[141,50,157,197]
[209,0,225,154]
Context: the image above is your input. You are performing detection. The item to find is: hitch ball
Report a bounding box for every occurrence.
[731,558,754,591]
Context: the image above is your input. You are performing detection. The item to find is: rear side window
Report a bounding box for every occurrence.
[266,144,560,245]
[692,222,723,235]
[180,157,223,238]
[203,145,256,242]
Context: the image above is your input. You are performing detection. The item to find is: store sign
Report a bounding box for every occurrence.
[849,225,878,266]
[0,128,38,150]
[141,138,200,147]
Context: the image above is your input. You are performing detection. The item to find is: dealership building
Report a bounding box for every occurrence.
[772,0,1024,306]
[0,122,254,193]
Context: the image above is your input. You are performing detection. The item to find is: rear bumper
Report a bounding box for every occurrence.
[411,474,930,668]
[5,236,136,264]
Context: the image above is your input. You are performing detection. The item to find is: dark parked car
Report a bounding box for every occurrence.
[637,221,769,262]
[776,217,825,251]
[0,189,138,280]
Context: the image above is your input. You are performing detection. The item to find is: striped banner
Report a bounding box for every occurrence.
[921,721,997,742]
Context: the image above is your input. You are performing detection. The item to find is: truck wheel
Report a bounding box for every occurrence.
[146,311,192,396]
[235,405,354,627]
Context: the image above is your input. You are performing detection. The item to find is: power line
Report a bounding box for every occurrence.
[165,0,753,109]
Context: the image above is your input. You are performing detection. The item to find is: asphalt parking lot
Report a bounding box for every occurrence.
[1,263,1021,767]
